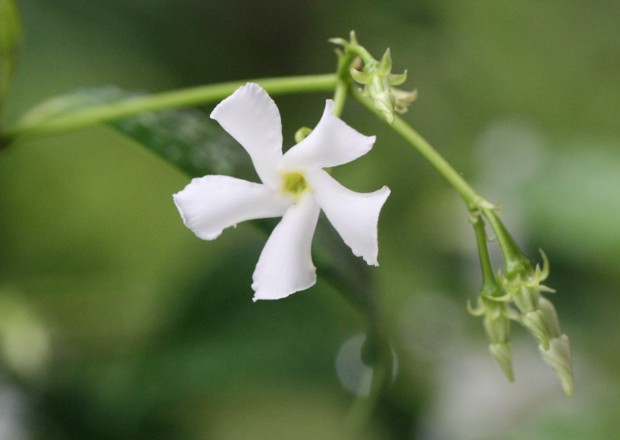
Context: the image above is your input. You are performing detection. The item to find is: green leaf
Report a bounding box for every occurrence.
[16,86,257,179]
[111,102,257,179]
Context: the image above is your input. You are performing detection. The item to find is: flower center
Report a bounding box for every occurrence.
[281,171,309,199]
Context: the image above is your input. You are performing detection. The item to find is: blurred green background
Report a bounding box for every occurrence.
[1,0,619,439]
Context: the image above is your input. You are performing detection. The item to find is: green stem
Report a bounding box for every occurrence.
[331,79,349,118]
[331,41,359,118]
[352,88,491,211]
[2,73,337,142]
[0,0,23,123]
[343,318,392,439]
[0,58,10,120]
[471,214,502,297]
[343,363,386,440]
[0,49,19,123]
[346,38,375,67]
[480,207,531,278]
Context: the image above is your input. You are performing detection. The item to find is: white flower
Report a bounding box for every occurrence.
[173,83,390,301]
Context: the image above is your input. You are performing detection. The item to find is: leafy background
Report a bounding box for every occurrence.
[1,0,619,439]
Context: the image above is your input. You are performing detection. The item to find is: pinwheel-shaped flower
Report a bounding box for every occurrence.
[173,83,390,301]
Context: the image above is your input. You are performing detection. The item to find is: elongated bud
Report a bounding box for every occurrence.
[522,309,551,350]
[489,342,514,382]
[483,310,510,343]
[484,311,514,381]
[539,334,574,396]
[368,75,395,123]
[538,296,562,339]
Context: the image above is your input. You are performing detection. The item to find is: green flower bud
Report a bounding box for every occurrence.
[489,342,514,382]
[350,49,408,124]
[485,309,515,381]
[469,295,516,382]
[539,334,574,396]
[368,74,395,123]
[480,211,573,394]
[538,296,562,339]
[522,309,551,350]
[501,253,560,350]
[331,32,412,122]
[294,126,312,143]
[483,307,510,343]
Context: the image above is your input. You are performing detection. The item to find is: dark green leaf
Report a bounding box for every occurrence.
[111,105,256,179]
[16,86,256,179]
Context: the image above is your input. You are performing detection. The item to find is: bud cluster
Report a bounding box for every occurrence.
[499,255,574,396]
[469,211,574,396]
[468,294,518,381]
[330,32,416,123]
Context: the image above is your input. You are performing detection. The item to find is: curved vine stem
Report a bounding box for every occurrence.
[351,87,494,212]
[343,355,388,439]
[1,74,337,145]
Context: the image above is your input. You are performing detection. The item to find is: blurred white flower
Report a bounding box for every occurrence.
[174,83,390,301]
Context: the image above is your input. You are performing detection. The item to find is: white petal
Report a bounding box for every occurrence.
[252,195,320,301]
[210,83,283,188]
[173,175,290,240]
[282,100,376,170]
[307,170,390,266]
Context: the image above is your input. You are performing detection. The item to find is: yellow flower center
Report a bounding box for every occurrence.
[281,171,309,199]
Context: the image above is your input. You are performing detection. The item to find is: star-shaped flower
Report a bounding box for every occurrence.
[173,83,390,301]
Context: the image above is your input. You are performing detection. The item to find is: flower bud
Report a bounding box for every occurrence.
[469,295,516,382]
[484,310,515,381]
[499,251,563,350]
[351,49,408,123]
[522,309,551,350]
[489,342,514,382]
[538,296,562,339]
[539,334,574,396]
[478,213,573,394]
[294,126,312,143]
[483,308,510,344]
[367,74,394,122]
